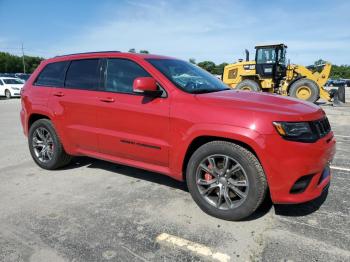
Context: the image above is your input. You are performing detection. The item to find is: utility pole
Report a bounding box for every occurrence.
[21,43,26,74]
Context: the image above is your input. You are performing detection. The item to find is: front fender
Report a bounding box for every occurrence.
[170,123,267,181]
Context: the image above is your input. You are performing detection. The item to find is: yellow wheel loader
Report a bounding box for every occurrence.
[223,44,345,104]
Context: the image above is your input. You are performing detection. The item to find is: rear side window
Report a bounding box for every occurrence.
[105,59,150,93]
[35,61,69,87]
[65,59,101,90]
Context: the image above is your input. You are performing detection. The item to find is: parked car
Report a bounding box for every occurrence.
[15,73,31,82]
[0,73,17,78]
[0,77,24,99]
[20,52,335,220]
[326,79,346,87]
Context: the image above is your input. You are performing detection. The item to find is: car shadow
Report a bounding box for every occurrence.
[62,156,188,192]
[58,157,328,221]
[273,188,329,217]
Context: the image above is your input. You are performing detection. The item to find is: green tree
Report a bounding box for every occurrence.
[0,52,43,73]
[189,58,196,64]
[128,48,136,53]
[197,61,216,74]
[213,62,228,75]
[139,50,149,54]
[330,65,350,79]
[314,59,327,66]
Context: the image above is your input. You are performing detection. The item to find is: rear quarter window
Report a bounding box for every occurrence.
[35,61,69,87]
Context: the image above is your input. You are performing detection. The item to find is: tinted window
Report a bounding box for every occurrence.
[105,59,150,93]
[0,80,3,85]
[65,59,101,90]
[35,61,69,87]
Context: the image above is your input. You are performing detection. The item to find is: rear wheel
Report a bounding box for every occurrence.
[236,79,261,92]
[28,119,72,170]
[289,79,319,103]
[186,141,267,221]
[5,89,11,99]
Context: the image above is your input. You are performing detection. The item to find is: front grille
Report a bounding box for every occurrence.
[311,117,331,139]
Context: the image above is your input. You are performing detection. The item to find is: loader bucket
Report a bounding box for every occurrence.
[332,86,346,106]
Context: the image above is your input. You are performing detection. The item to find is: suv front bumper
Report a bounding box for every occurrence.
[261,132,335,204]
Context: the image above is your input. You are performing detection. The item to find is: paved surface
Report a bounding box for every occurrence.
[0,97,349,262]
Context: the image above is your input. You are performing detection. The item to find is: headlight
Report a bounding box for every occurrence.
[273,121,317,142]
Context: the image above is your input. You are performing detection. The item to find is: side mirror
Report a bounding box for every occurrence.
[133,77,159,94]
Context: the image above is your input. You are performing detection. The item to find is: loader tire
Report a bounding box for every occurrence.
[289,79,319,103]
[236,80,261,92]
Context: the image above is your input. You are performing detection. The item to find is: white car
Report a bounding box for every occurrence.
[0,77,24,99]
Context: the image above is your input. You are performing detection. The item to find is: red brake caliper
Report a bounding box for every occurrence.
[204,164,213,181]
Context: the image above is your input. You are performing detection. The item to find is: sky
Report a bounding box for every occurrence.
[0,0,349,65]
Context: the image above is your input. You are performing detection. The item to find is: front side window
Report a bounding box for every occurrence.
[105,59,150,93]
[0,80,3,85]
[65,59,101,90]
[147,59,229,94]
[277,48,287,65]
[35,61,69,87]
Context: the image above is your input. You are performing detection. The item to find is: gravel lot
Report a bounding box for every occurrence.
[0,97,349,262]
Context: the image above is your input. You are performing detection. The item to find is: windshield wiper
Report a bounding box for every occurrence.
[191,88,230,94]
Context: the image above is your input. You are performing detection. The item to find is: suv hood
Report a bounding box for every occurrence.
[195,90,324,122]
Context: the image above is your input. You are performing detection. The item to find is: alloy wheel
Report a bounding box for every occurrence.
[195,154,249,210]
[32,127,54,163]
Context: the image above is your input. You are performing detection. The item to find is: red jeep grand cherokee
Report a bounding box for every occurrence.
[20,51,336,220]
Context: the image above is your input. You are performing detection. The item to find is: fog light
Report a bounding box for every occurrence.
[290,175,313,194]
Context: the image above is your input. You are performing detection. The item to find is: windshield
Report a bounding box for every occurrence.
[256,48,276,64]
[3,78,23,84]
[146,59,229,94]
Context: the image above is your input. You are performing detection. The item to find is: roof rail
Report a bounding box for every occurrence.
[55,51,121,58]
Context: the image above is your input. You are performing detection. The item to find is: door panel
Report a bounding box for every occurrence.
[49,88,100,152]
[97,94,170,166]
[48,58,103,153]
[97,58,170,166]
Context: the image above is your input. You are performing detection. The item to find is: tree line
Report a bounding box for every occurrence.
[0,52,43,74]
[1,51,350,79]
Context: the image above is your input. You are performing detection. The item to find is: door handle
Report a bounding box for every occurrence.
[53,91,65,97]
[99,97,115,103]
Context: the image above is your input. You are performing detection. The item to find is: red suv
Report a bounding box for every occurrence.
[20,51,336,220]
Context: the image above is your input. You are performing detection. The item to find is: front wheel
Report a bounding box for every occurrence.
[235,79,261,92]
[289,79,320,103]
[186,141,267,221]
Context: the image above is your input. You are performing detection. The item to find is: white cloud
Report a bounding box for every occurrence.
[47,0,349,65]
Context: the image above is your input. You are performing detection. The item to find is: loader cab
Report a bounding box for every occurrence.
[255,44,287,81]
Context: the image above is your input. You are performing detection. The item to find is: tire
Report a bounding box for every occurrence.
[336,86,346,103]
[289,79,319,103]
[28,119,72,170]
[186,141,267,221]
[236,79,261,92]
[5,89,11,99]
